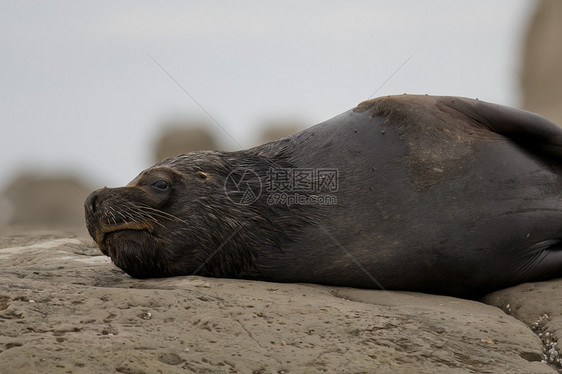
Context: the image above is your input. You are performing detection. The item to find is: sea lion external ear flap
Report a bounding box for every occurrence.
[196,171,208,179]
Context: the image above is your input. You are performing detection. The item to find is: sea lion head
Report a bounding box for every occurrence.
[85,153,212,278]
[84,149,307,279]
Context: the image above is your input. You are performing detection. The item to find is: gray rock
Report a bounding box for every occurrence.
[153,125,218,163]
[521,0,562,126]
[0,229,556,373]
[0,174,91,232]
[484,280,562,369]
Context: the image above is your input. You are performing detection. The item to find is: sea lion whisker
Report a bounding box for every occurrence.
[135,204,172,216]
[133,204,172,218]
[103,204,160,233]
[112,208,131,223]
[137,211,168,229]
[125,204,184,233]
[107,210,117,224]
[124,209,149,225]
[131,207,161,222]
[136,208,178,225]
[134,211,155,223]
[137,205,191,226]
[109,213,117,226]
[108,206,126,222]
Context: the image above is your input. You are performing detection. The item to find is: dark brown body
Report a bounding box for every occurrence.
[85,95,562,297]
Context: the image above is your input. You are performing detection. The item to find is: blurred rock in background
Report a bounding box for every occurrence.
[153,120,218,163]
[258,120,305,144]
[520,0,562,126]
[0,173,92,233]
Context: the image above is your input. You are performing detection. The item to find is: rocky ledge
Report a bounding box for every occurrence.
[1,229,561,373]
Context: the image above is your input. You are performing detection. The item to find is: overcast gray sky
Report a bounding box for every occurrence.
[0,0,535,190]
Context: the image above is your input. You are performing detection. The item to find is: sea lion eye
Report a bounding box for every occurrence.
[151,179,169,190]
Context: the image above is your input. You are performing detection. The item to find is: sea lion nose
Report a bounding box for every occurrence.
[84,190,101,214]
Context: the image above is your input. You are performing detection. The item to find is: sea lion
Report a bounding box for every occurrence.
[85,94,562,297]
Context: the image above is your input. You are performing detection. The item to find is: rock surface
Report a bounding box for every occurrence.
[485,281,562,369]
[0,229,559,373]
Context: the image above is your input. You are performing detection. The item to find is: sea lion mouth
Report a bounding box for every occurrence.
[96,221,154,239]
[97,224,155,257]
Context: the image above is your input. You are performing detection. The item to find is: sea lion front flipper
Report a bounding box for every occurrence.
[441,97,562,159]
